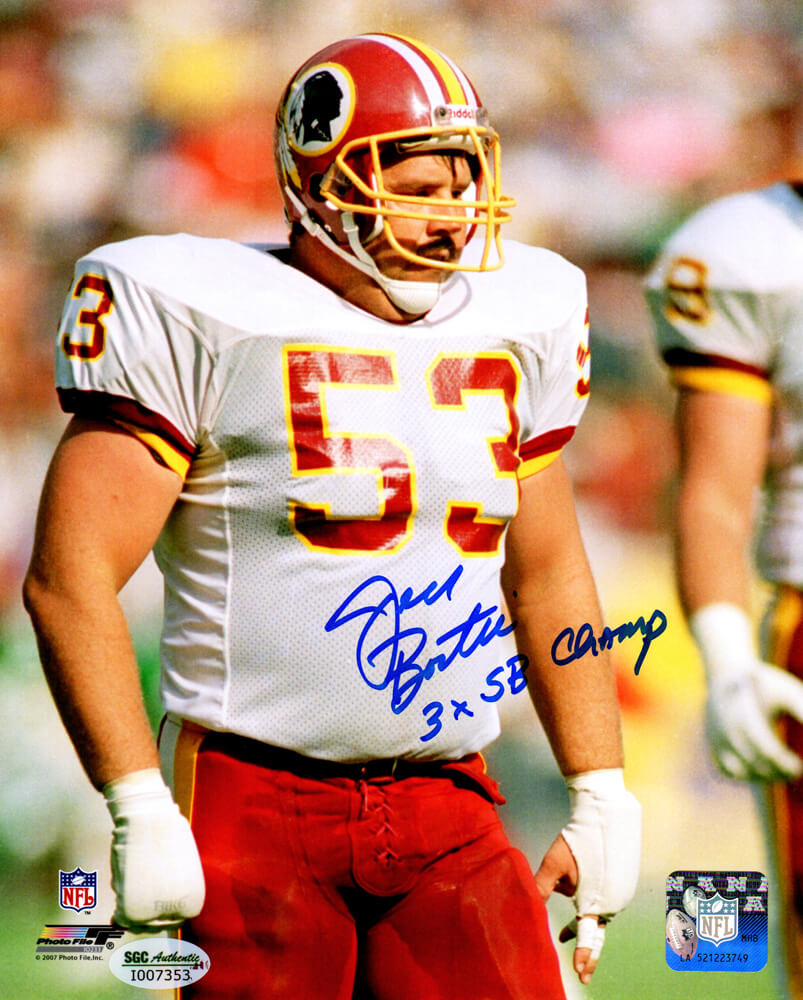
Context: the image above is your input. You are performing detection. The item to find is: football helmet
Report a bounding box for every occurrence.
[273,33,515,313]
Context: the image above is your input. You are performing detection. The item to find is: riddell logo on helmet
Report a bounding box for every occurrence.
[434,104,481,126]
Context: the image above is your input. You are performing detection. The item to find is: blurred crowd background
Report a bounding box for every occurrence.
[0,0,800,997]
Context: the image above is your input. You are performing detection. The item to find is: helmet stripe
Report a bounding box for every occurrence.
[362,33,475,107]
[389,34,471,104]
[360,34,454,106]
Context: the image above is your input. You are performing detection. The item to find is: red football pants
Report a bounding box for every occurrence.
[765,587,803,997]
[161,720,566,1000]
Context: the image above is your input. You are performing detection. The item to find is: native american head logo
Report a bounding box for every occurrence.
[285,63,354,155]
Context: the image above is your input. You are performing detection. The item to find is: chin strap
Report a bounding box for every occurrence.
[283,186,450,317]
[341,211,451,316]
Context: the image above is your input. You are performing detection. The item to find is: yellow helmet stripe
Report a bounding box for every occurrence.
[371,33,473,105]
[391,34,469,103]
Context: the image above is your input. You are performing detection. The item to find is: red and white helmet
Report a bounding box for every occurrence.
[273,33,515,311]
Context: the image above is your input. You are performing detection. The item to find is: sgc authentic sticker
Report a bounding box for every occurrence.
[109,936,210,990]
[665,870,768,971]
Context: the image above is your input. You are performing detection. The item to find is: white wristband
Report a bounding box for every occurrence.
[103,768,172,819]
[688,602,756,681]
[564,768,626,798]
[103,768,165,796]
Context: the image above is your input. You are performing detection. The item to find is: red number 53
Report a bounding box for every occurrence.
[283,346,521,557]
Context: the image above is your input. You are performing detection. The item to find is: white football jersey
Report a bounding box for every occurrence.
[645,182,803,586]
[56,234,590,761]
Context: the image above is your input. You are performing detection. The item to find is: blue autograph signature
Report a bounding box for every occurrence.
[325,565,516,714]
[551,609,668,675]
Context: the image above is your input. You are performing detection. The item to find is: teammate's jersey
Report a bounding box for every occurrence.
[645,182,803,587]
[56,234,590,761]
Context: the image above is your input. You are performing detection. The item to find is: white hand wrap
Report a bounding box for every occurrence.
[575,915,607,960]
[103,768,205,930]
[690,602,803,781]
[560,768,641,933]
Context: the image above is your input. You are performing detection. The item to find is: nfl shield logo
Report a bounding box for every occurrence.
[697,892,738,946]
[59,867,97,913]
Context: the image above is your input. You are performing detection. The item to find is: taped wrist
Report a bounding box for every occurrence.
[561,767,641,918]
[103,768,175,819]
[102,767,204,927]
[564,768,626,798]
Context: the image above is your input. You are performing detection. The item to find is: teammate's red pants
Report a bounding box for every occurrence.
[766,587,803,996]
[161,719,566,1000]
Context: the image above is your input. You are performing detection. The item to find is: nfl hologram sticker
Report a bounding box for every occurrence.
[665,871,768,971]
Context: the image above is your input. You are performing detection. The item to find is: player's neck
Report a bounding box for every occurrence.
[287,234,422,325]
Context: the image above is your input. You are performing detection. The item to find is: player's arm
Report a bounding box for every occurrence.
[675,388,803,780]
[502,457,622,772]
[23,416,204,928]
[676,388,769,613]
[23,416,179,785]
[501,456,640,984]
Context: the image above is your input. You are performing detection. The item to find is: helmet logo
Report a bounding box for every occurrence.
[285,63,355,156]
[432,104,488,128]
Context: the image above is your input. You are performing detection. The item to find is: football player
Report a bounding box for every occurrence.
[24,34,640,999]
[645,168,803,996]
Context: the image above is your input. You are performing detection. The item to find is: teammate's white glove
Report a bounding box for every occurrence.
[559,769,641,962]
[103,768,205,930]
[690,602,803,782]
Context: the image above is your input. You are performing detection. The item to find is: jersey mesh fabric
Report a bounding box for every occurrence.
[56,234,589,760]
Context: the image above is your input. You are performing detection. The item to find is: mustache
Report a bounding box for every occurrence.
[417,235,460,263]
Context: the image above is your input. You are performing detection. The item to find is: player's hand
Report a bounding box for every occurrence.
[690,602,803,782]
[706,661,803,781]
[103,768,205,931]
[536,769,641,984]
[536,833,603,984]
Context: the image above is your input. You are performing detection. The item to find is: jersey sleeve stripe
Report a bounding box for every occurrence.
[663,346,768,379]
[519,425,575,462]
[57,388,196,469]
[517,425,576,479]
[112,421,192,479]
[668,366,773,403]
[662,347,772,402]
[517,449,562,479]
